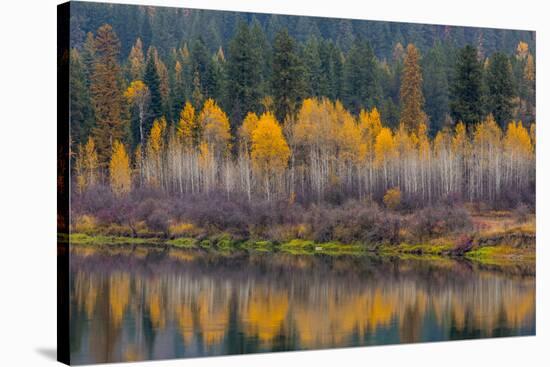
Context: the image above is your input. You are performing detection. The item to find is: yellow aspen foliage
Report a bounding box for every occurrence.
[524,54,535,82]
[251,112,291,174]
[177,102,196,146]
[474,115,502,148]
[394,123,415,159]
[198,142,211,167]
[529,123,536,147]
[294,98,339,153]
[74,144,87,194]
[76,137,99,193]
[180,43,190,59]
[383,187,401,210]
[358,107,383,158]
[516,41,529,60]
[338,112,366,164]
[505,121,533,157]
[260,95,274,113]
[198,99,231,157]
[452,122,469,156]
[294,98,320,147]
[374,127,396,167]
[238,112,260,154]
[148,117,166,156]
[124,80,147,100]
[109,140,132,196]
[433,128,452,156]
[417,122,431,158]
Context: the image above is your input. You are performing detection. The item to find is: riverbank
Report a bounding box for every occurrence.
[61,219,535,264]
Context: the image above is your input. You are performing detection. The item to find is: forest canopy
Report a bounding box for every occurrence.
[68,2,535,209]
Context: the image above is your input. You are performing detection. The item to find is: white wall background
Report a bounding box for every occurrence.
[0,0,547,366]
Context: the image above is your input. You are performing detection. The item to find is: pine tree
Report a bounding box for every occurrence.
[343,39,379,114]
[302,37,322,98]
[450,45,483,127]
[271,29,306,123]
[127,38,145,80]
[140,11,153,52]
[486,52,516,128]
[400,44,427,131]
[250,19,271,96]
[144,50,162,129]
[81,32,96,86]
[523,53,536,122]
[70,49,94,145]
[90,24,125,166]
[226,22,263,127]
[423,44,449,134]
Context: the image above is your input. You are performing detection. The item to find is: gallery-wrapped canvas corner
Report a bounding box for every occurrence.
[58,1,536,365]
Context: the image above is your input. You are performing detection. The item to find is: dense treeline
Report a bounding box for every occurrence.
[75,96,534,207]
[70,2,535,60]
[69,5,535,209]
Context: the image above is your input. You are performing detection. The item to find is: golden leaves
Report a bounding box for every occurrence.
[251,112,290,174]
[109,140,132,196]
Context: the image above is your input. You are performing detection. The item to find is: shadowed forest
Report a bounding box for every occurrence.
[67,2,535,248]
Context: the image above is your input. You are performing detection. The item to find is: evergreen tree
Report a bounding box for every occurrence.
[250,19,271,96]
[302,37,322,98]
[225,22,263,126]
[423,44,449,134]
[343,39,379,114]
[81,32,96,87]
[70,49,94,146]
[400,44,427,131]
[140,11,153,52]
[191,38,210,97]
[90,24,126,166]
[450,45,483,127]
[486,52,516,128]
[271,29,306,123]
[144,51,163,130]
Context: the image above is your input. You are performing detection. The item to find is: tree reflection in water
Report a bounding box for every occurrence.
[69,246,535,364]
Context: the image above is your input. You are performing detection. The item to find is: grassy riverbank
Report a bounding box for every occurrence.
[62,222,535,263]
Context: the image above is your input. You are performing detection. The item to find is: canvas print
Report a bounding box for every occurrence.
[57,1,536,365]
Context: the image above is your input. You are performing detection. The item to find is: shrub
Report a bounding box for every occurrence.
[383,187,401,210]
[146,210,170,237]
[409,205,472,240]
[169,222,200,238]
[73,215,97,234]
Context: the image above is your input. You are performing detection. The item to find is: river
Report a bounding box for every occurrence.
[69,245,535,364]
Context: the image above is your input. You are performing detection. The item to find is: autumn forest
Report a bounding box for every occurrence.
[67,2,535,248]
[62,3,537,362]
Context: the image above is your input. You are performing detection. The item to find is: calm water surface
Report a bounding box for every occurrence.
[69,246,535,364]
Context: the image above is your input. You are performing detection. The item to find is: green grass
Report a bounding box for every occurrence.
[69,233,162,246]
[165,237,197,248]
[241,240,274,252]
[280,239,365,256]
[465,245,535,266]
[378,242,455,256]
[66,232,534,264]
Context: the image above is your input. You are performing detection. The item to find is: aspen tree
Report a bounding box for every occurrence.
[109,140,132,196]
